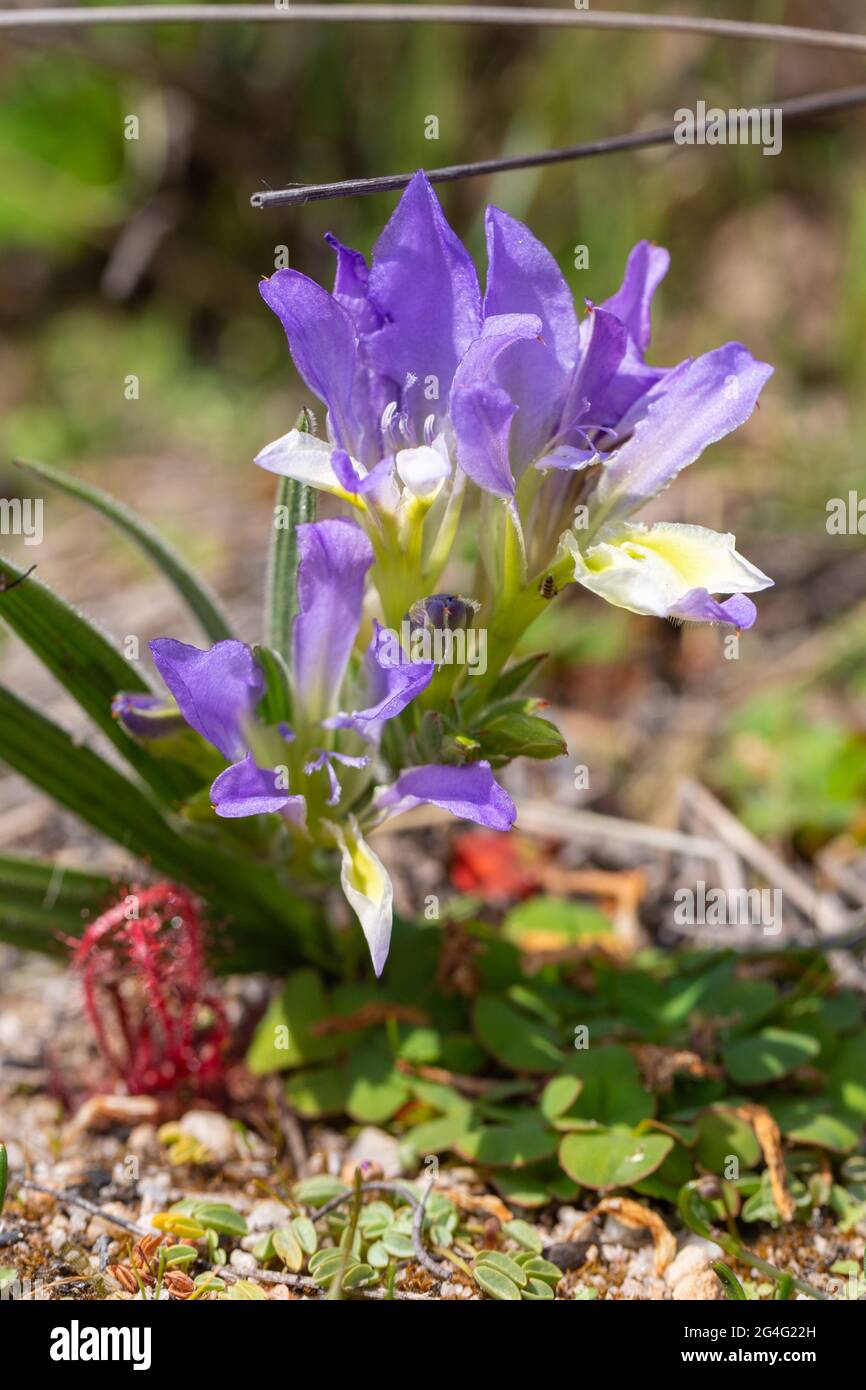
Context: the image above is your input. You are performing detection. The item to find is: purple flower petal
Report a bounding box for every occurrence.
[484,206,578,368]
[669,589,758,629]
[556,306,629,444]
[331,449,366,494]
[374,760,516,830]
[211,752,306,821]
[293,519,373,721]
[601,240,670,353]
[325,233,383,337]
[112,692,187,740]
[451,313,542,497]
[452,383,519,500]
[327,620,434,742]
[366,171,482,433]
[149,638,264,762]
[590,343,773,529]
[305,749,369,806]
[259,269,367,456]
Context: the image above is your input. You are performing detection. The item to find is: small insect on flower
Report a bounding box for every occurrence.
[538,575,559,600]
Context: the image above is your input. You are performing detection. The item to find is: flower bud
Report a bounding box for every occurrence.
[406,593,479,633]
[112,693,188,740]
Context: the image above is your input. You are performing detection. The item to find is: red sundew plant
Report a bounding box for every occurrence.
[69,883,228,1096]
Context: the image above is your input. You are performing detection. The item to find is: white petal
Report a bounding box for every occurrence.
[566,520,771,618]
[255,429,367,499]
[395,445,450,501]
[335,822,393,977]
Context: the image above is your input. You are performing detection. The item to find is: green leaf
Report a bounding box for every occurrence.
[828,1032,866,1118]
[0,683,204,880]
[263,409,316,660]
[474,1251,527,1287]
[504,1219,543,1254]
[475,710,566,762]
[491,1162,579,1209]
[309,1248,344,1284]
[455,1118,558,1168]
[522,1276,555,1300]
[291,1217,317,1256]
[503,896,611,946]
[769,1099,859,1154]
[474,1266,522,1300]
[722,1027,820,1085]
[563,1045,654,1126]
[367,1240,389,1269]
[486,652,549,703]
[0,691,308,962]
[695,1106,762,1173]
[246,970,336,1074]
[402,1105,475,1158]
[473,996,562,1074]
[273,1225,304,1272]
[346,1044,411,1124]
[284,1065,351,1119]
[520,1256,562,1287]
[381,1229,415,1259]
[16,457,234,643]
[713,1261,747,1300]
[558,1129,672,1191]
[187,1203,247,1238]
[223,1279,267,1300]
[540,1075,583,1122]
[0,853,112,953]
[0,555,197,801]
[252,643,293,725]
[702,977,776,1033]
[341,1262,375,1289]
[358,1202,394,1240]
[162,1244,197,1267]
[292,1176,350,1209]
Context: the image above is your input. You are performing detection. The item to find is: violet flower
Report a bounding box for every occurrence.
[135,518,515,974]
[255,171,773,633]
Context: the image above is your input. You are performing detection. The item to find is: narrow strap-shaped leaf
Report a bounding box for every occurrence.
[0,555,199,803]
[15,457,235,643]
[0,683,211,882]
[0,685,328,968]
[263,407,316,660]
[0,846,315,973]
[0,853,113,953]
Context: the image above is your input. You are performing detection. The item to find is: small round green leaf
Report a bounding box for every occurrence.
[540,1075,582,1122]
[473,996,562,1073]
[559,1129,672,1191]
[722,1027,820,1085]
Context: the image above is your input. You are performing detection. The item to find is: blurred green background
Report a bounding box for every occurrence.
[1,0,865,866]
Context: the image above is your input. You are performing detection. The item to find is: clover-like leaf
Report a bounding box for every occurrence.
[473,996,561,1073]
[722,1027,820,1085]
[558,1129,672,1191]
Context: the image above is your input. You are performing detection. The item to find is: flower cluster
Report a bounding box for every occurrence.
[116,172,772,975]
